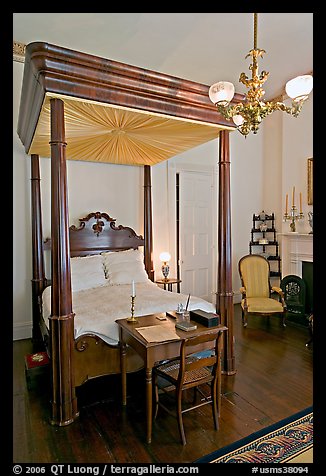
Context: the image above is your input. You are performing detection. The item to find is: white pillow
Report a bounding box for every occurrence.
[103,248,143,265]
[70,254,107,292]
[102,249,149,285]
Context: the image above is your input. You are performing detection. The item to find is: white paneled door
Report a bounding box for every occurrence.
[179,170,215,302]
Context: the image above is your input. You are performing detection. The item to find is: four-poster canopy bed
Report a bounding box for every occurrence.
[17,41,241,426]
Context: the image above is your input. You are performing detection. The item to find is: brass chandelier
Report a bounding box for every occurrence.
[208,13,313,137]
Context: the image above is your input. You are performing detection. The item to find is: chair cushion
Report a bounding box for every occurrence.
[241,297,284,313]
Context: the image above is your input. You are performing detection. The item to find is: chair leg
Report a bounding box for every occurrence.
[154,375,159,419]
[242,309,248,327]
[211,380,219,430]
[305,336,313,347]
[176,386,186,445]
[193,386,197,403]
[282,312,287,327]
[306,314,313,346]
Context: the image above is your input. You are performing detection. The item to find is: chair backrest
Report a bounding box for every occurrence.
[178,332,220,383]
[239,254,270,298]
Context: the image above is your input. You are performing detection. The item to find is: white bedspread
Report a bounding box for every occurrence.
[42,280,216,345]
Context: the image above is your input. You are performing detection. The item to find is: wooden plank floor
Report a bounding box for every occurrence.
[13,305,313,464]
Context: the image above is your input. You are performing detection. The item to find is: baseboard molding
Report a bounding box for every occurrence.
[13,322,32,341]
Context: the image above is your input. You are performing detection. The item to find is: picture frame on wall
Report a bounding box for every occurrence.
[307,157,313,205]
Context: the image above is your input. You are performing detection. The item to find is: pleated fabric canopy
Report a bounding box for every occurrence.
[29,93,226,165]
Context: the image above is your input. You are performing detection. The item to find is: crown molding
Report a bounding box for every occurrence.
[13,41,26,63]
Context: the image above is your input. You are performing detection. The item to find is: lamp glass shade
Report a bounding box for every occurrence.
[209,81,235,106]
[159,251,171,262]
[233,114,245,126]
[285,75,313,101]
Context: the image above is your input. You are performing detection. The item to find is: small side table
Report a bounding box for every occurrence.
[155,278,181,292]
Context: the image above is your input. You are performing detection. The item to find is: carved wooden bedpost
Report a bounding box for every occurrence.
[217,130,236,375]
[49,97,79,425]
[30,154,46,346]
[144,165,154,281]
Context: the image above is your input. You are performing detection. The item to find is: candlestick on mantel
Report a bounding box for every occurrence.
[283,186,304,232]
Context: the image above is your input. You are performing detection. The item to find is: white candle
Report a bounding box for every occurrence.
[131,280,136,297]
[292,186,295,207]
[300,192,302,213]
[285,194,288,215]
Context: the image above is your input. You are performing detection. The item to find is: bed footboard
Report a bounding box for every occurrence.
[73,335,144,387]
[37,310,144,388]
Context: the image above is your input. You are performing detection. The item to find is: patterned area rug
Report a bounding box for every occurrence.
[195,407,313,463]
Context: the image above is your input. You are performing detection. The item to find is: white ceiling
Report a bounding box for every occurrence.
[13,12,313,101]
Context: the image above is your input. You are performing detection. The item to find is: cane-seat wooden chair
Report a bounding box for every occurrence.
[153,331,222,445]
[238,254,287,327]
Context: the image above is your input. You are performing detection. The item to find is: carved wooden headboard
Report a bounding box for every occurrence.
[44,211,145,257]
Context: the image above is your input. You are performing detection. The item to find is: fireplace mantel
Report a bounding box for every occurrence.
[279,233,313,278]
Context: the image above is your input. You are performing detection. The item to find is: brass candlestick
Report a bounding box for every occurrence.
[283,206,304,232]
[127,295,138,323]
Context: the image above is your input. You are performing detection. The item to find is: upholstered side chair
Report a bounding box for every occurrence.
[238,254,287,328]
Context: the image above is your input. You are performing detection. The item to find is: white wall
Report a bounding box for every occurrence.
[281,93,313,235]
[13,62,33,339]
[13,57,313,339]
[262,95,313,236]
[230,131,264,301]
[39,157,143,240]
[262,110,283,232]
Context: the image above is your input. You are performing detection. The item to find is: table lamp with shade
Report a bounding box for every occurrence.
[159,252,171,280]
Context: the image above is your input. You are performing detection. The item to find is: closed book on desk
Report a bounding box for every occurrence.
[189,309,220,327]
[175,321,197,332]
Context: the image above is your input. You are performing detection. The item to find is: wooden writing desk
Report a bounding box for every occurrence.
[116,313,227,443]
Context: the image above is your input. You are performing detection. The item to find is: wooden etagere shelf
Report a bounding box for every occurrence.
[249,211,281,278]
